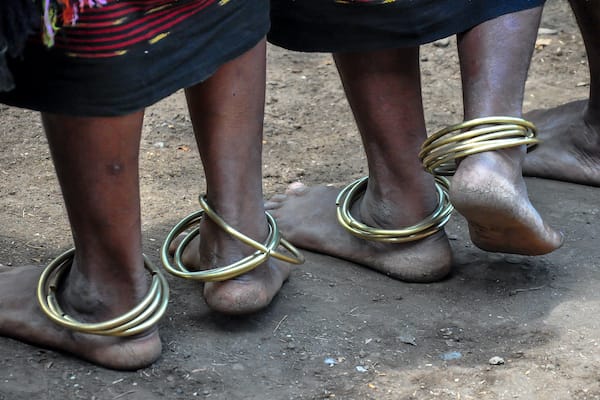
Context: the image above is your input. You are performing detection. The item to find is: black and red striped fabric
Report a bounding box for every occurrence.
[0,0,269,116]
[53,0,220,58]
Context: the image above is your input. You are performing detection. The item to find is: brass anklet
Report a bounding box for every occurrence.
[336,176,452,243]
[161,195,304,282]
[37,248,169,336]
[419,116,538,176]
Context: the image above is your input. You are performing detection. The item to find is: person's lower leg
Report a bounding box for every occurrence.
[44,113,149,317]
[335,48,440,224]
[570,0,600,116]
[453,6,563,254]
[183,39,290,313]
[267,48,452,282]
[0,111,162,369]
[522,0,600,185]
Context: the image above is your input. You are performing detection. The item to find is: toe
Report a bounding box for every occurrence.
[264,194,288,211]
[285,182,309,195]
[270,194,288,202]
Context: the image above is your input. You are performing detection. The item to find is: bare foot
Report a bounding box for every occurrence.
[169,217,291,315]
[264,183,452,283]
[0,266,162,370]
[523,100,600,186]
[451,149,564,255]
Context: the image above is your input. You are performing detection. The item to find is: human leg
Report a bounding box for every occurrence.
[267,47,452,282]
[173,39,293,313]
[451,6,563,254]
[0,111,164,369]
[523,0,600,186]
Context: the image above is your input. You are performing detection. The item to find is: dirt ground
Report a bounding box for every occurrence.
[1,1,599,399]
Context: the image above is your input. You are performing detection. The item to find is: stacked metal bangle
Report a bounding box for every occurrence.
[161,195,304,282]
[37,248,169,336]
[335,117,536,242]
[336,176,453,243]
[419,116,538,176]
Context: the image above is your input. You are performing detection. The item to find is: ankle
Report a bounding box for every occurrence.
[359,179,439,228]
[202,195,267,239]
[198,215,270,261]
[60,258,149,319]
[466,145,525,169]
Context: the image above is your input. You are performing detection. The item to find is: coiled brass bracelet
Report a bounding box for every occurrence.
[336,176,453,243]
[420,116,538,176]
[161,195,304,282]
[37,248,169,336]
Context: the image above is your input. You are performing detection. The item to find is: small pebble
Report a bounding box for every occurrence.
[398,335,417,346]
[433,38,450,47]
[489,356,505,365]
[538,27,558,35]
[324,358,337,367]
[441,351,462,361]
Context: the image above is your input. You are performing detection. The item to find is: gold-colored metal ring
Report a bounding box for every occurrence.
[335,176,453,243]
[37,248,170,336]
[419,116,539,176]
[160,195,304,282]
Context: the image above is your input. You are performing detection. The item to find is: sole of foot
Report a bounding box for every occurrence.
[452,153,564,255]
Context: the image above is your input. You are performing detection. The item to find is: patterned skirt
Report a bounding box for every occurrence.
[0,0,269,116]
[268,0,544,53]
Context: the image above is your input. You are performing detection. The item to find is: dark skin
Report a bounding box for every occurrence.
[183,39,290,314]
[452,6,562,255]
[268,47,453,283]
[266,6,562,279]
[523,0,600,186]
[0,39,289,369]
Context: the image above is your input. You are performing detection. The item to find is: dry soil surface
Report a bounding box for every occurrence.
[1,1,599,399]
